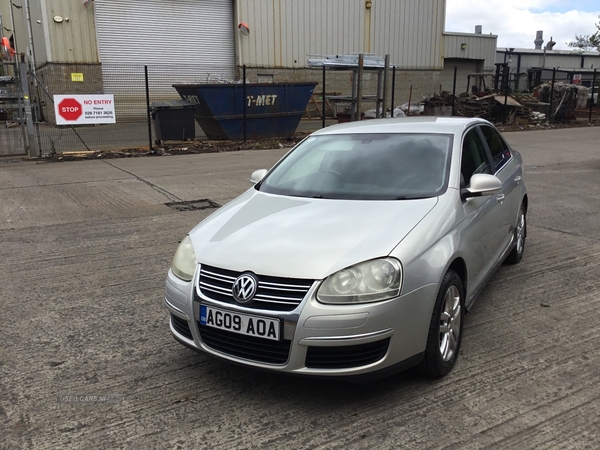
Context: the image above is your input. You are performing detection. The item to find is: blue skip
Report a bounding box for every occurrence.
[173,83,317,140]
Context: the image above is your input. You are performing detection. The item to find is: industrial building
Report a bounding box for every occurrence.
[496,31,600,92]
[1,0,496,105]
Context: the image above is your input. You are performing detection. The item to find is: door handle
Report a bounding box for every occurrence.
[497,194,505,202]
[514,176,522,184]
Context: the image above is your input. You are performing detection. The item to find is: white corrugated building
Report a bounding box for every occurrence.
[496,47,600,92]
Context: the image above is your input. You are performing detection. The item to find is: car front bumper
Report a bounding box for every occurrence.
[164,268,438,377]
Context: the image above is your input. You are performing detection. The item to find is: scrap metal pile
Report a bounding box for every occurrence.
[422,82,590,124]
[422,90,536,124]
[534,82,589,121]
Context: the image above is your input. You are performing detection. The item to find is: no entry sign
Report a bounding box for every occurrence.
[54,94,116,125]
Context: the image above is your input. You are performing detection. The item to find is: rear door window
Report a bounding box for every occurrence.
[480,126,512,172]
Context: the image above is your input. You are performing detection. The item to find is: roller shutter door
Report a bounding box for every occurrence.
[94,0,235,70]
[94,0,236,120]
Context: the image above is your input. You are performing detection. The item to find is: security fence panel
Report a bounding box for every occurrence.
[31,63,236,155]
[0,63,27,156]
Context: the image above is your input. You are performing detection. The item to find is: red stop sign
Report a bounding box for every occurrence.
[58,98,83,121]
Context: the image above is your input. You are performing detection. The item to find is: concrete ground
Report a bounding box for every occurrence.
[1,126,599,449]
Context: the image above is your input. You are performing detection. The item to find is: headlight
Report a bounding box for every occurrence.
[317,258,402,304]
[171,235,197,281]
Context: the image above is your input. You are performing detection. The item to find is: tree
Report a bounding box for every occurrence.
[567,20,600,52]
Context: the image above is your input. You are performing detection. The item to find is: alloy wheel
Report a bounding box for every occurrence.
[439,285,461,362]
[516,209,525,255]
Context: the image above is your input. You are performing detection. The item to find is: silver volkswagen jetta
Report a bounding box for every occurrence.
[164,117,527,378]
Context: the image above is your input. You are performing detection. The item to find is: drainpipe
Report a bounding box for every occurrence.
[516,53,521,91]
[364,0,372,53]
[356,53,364,120]
[542,48,546,68]
[24,0,37,74]
[8,1,19,73]
[589,68,597,122]
[382,54,389,118]
[549,68,556,122]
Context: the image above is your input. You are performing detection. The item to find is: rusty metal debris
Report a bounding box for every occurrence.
[422,90,543,125]
[423,91,532,123]
[534,82,589,121]
[421,82,591,125]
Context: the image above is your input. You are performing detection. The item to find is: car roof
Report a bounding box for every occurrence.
[312,116,491,136]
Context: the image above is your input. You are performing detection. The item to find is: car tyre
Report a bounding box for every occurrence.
[416,269,464,378]
[505,203,526,265]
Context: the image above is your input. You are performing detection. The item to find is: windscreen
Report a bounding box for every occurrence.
[258,133,453,200]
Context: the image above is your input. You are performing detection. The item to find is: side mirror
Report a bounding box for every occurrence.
[461,173,502,200]
[250,169,268,184]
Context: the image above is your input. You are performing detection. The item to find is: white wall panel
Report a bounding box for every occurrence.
[444,33,497,71]
[582,55,600,69]
[371,0,445,69]
[236,0,365,68]
[543,54,583,68]
[236,0,444,70]
[42,0,98,63]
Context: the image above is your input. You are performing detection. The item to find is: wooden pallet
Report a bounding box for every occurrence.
[304,92,338,119]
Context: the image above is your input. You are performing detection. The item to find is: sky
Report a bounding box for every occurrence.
[445,0,600,50]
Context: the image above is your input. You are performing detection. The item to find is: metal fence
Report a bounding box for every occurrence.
[2,61,598,158]
[27,63,236,156]
[22,62,405,156]
[0,62,27,157]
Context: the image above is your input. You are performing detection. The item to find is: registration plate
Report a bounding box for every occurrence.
[199,305,281,341]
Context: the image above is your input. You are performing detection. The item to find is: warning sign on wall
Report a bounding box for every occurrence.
[53,94,116,125]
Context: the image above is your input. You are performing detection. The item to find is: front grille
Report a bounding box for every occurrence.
[199,325,291,365]
[171,314,193,341]
[198,264,314,312]
[305,338,390,369]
